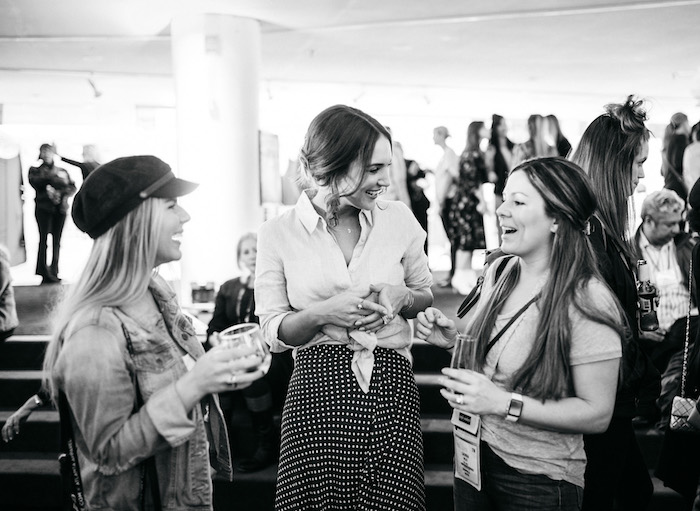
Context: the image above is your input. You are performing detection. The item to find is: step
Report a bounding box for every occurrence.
[0,371,44,408]
[0,409,59,453]
[0,335,50,371]
[415,373,453,416]
[0,453,684,511]
[411,339,453,373]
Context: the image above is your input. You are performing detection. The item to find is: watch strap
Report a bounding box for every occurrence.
[505,392,523,422]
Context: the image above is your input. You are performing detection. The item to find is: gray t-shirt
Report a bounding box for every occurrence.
[474,259,622,487]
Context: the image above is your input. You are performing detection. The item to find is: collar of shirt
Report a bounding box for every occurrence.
[296,189,374,234]
[639,231,675,271]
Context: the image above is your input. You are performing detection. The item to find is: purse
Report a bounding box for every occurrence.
[670,256,698,432]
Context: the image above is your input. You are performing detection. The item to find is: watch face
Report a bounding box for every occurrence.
[507,393,523,421]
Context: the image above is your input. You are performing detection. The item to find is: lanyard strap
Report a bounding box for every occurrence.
[483,294,539,358]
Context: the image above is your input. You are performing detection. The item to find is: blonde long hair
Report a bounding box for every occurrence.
[42,198,165,401]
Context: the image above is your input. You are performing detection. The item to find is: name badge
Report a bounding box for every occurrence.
[452,409,481,490]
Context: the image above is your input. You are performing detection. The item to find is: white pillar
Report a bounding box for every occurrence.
[170,14,262,303]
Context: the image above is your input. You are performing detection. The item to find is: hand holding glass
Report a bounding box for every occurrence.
[450,333,477,371]
[219,323,272,375]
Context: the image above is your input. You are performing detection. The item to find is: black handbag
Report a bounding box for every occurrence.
[57,323,162,510]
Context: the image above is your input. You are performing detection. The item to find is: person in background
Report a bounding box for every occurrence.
[656,178,700,509]
[405,157,431,254]
[662,112,691,202]
[433,125,460,287]
[42,155,267,509]
[634,189,696,376]
[28,143,76,284]
[510,114,557,169]
[0,244,18,343]
[383,127,412,207]
[485,114,514,243]
[545,114,572,157]
[683,121,700,196]
[206,232,291,472]
[571,95,659,511]
[448,121,488,293]
[417,157,623,510]
[1,390,49,443]
[257,105,433,510]
[58,144,101,180]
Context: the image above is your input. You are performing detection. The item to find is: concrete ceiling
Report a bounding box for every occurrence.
[0,0,699,121]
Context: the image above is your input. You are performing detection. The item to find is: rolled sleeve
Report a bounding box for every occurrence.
[400,205,432,291]
[255,221,295,352]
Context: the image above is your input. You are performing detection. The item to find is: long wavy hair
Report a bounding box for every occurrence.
[466,157,626,400]
[571,95,650,259]
[298,105,391,227]
[42,198,165,401]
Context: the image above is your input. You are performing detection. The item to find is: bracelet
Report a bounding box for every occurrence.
[400,290,415,313]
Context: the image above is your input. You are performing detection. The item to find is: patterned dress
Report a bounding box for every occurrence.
[446,149,487,251]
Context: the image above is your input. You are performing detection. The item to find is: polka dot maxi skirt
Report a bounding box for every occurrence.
[275,344,425,511]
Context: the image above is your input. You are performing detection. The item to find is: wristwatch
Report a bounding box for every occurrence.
[505,392,523,422]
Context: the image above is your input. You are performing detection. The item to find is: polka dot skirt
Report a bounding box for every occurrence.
[275,344,425,511]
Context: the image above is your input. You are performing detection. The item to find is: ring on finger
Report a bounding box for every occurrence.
[228,373,238,387]
[357,302,364,310]
[456,395,464,405]
[381,315,390,325]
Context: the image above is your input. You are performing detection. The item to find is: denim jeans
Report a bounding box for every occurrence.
[454,442,583,511]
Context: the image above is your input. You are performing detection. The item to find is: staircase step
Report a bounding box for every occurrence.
[0,371,44,408]
[0,409,59,453]
[415,373,453,415]
[0,335,50,371]
[411,339,453,373]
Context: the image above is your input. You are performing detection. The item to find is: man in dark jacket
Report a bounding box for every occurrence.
[28,144,76,284]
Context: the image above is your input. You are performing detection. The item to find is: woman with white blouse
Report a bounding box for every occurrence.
[256,105,433,510]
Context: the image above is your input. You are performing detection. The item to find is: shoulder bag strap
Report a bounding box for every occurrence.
[681,257,694,398]
[483,294,539,358]
[58,391,86,511]
[121,323,162,511]
[457,255,512,318]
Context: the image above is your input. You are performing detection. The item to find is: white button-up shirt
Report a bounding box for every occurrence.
[255,190,432,391]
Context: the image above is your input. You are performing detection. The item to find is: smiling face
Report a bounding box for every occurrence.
[497,170,557,263]
[631,139,649,192]
[154,198,190,266]
[337,135,392,211]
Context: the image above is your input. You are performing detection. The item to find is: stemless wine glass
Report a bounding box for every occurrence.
[219,323,272,374]
[450,333,477,371]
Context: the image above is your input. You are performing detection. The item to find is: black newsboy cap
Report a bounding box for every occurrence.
[72,155,198,239]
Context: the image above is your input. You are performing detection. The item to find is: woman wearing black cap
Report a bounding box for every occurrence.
[42,156,267,509]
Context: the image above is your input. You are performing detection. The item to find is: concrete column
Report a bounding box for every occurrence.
[170,14,262,303]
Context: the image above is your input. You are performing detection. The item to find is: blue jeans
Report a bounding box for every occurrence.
[454,442,583,511]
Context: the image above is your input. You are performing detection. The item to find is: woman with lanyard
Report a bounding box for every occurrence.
[416,157,623,510]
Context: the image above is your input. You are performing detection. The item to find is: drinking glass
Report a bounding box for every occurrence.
[450,333,477,371]
[219,323,272,374]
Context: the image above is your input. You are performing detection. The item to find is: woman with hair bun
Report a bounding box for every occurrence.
[571,95,659,511]
[417,157,623,510]
[256,105,433,510]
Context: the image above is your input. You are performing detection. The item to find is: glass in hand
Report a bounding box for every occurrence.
[219,323,272,374]
[450,333,477,371]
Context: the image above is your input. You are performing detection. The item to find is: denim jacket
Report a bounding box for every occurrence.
[54,275,232,510]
